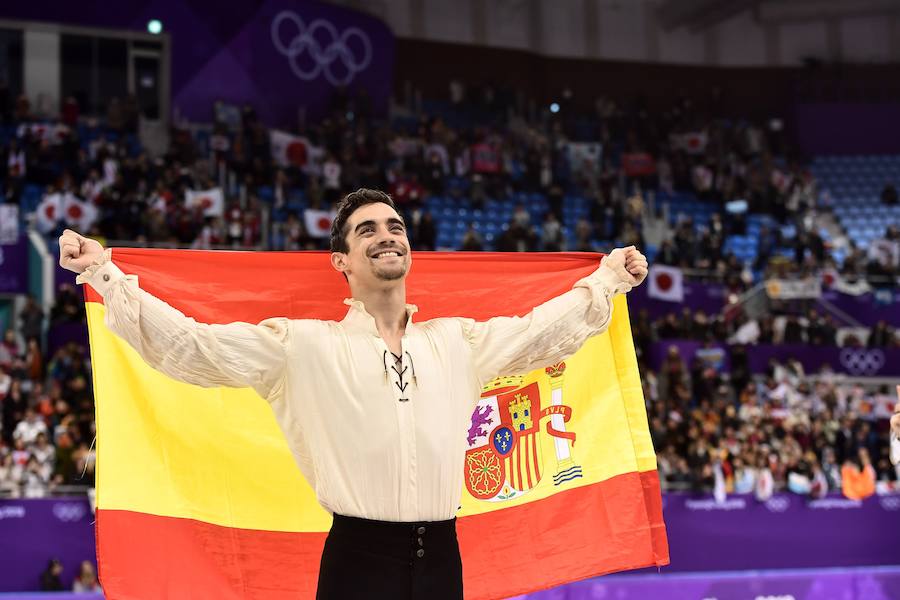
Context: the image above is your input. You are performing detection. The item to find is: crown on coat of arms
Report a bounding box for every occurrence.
[482,375,525,395]
[545,362,567,378]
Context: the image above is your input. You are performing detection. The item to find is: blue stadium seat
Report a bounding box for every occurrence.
[257,186,274,203]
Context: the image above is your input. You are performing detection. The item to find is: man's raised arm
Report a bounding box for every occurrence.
[59,229,289,401]
[460,247,648,385]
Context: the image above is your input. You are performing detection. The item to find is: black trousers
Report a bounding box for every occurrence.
[316,513,463,600]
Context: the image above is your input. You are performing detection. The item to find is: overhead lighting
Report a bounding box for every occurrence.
[147,19,163,35]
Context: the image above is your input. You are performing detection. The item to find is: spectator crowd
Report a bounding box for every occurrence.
[1,87,898,508]
[634,306,899,350]
[0,289,96,499]
[646,346,897,499]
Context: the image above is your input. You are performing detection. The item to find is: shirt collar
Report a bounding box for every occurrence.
[341,298,419,336]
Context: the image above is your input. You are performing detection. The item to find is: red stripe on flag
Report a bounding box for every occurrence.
[532,434,541,482]
[96,471,665,600]
[642,467,670,566]
[524,435,532,489]
[96,510,326,600]
[516,439,524,491]
[81,250,605,323]
[459,470,667,600]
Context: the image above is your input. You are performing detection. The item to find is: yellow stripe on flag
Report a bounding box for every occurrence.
[89,296,655,529]
[88,302,330,532]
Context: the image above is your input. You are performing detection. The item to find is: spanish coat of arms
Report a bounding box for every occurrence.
[464,362,582,502]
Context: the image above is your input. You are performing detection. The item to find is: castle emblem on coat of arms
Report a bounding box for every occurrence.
[464,362,582,502]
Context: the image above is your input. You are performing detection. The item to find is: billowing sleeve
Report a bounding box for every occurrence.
[459,264,632,385]
[76,249,290,401]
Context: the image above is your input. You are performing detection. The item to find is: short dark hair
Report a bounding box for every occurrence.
[330,188,398,253]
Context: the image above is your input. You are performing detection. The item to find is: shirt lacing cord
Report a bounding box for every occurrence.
[382,350,419,402]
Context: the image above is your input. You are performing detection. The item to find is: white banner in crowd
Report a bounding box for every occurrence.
[868,238,900,269]
[566,142,603,175]
[16,122,70,144]
[0,205,19,244]
[764,278,822,300]
[647,265,684,303]
[822,268,871,296]
[185,188,225,217]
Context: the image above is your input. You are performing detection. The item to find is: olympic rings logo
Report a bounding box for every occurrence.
[838,348,885,376]
[271,11,373,86]
[764,496,790,513]
[52,502,86,522]
[879,495,900,511]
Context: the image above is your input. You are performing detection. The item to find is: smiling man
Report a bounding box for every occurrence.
[59,187,648,600]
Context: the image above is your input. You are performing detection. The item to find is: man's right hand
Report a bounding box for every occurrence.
[59,229,104,274]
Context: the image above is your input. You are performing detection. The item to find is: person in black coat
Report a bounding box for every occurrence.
[39,558,64,591]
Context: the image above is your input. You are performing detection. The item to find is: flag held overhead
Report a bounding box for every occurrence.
[83,250,668,600]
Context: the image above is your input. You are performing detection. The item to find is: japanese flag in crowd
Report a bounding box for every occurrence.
[185,188,225,217]
[63,193,99,232]
[17,122,69,144]
[270,129,323,173]
[647,264,684,303]
[671,131,708,155]
[35,192,63,233]
[303,208,335,239]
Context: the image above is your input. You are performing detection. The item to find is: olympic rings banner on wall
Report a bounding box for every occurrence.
[188,0,394,124]
[1,0,395,126]
[648,340,900,378]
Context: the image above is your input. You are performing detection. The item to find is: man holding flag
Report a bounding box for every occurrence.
[59,188,649,600]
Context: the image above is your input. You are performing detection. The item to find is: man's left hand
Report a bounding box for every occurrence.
[605,246,649,287]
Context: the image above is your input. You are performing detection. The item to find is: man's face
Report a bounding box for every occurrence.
[333,202,411,285]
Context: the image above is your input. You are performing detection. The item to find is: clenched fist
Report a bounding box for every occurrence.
[604,246,649,288]
[59,229,104,274]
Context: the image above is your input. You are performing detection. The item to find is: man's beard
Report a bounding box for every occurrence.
[372,258,409,281]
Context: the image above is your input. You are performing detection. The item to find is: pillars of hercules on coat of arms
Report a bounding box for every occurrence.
[545,362,583,485]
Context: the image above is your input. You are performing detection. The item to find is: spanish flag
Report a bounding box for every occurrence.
[84,250,668,599]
